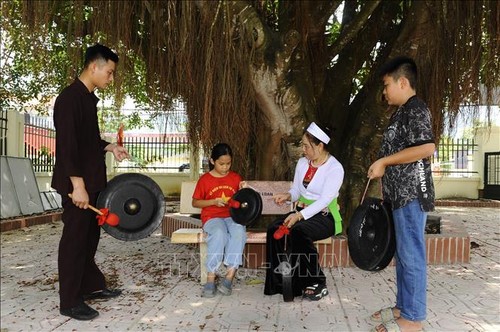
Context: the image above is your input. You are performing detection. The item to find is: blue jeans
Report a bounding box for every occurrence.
[393,200,427,321]
[203,217,246,273]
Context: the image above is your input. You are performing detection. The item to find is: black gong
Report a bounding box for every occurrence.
[348,197,396,271]
[97,173,165,241]
[229,188,263,226]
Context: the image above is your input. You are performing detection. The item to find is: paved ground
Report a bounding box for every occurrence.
[1,206,499,332]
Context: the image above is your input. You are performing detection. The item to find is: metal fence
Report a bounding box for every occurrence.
[0,109,7,156]
[20,113,478,177]
[24,113,56,172]
[113,134,191,172]
[431,138,477,177]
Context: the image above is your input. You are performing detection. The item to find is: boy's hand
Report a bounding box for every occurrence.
[368,158,386,179]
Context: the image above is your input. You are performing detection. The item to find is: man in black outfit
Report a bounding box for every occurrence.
[52,44,129,320]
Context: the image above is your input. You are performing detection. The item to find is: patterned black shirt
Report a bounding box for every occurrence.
[379,95,435,212]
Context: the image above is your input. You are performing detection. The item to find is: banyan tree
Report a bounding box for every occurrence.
[2,0,499,222]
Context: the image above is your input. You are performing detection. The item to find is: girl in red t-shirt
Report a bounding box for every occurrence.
[192,143,246,297]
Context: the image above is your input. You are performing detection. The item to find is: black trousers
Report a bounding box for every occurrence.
[264,211,335,297]
[58,193,106,309]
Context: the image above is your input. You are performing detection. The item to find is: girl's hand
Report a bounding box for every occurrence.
[239,181,247,189]
[213,198,227,207]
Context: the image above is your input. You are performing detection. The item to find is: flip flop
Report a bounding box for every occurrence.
[372,320,402,332]
[372,320,423,332]
[371,307,399,323]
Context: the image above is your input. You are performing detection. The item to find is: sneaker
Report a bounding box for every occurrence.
[218,279,232,296]
[303,283,328,301]
[201,283,216,298]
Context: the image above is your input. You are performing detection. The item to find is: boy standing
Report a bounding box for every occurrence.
[368,56,435,332]
[52,44,129,320]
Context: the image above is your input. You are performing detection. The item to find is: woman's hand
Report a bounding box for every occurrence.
[284,212,303,228]
[273,193,291,205]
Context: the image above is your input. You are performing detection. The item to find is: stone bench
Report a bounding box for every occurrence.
[171,228,332,284]
[169,180,335,284]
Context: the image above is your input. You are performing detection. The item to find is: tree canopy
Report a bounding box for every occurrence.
[2,0,498,221]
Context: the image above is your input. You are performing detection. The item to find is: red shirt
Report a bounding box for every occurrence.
[192,171,242,224]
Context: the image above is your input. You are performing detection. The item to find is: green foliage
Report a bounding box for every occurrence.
[1,3,75,114]
[0,0,171,130]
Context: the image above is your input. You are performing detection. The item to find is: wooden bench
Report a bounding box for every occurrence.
[171,181,332,284]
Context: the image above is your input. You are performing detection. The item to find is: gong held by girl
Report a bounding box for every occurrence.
[264,122,344,301]
[191,143,246,298]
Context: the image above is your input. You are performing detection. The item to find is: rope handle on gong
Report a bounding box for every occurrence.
[360,178,371,205]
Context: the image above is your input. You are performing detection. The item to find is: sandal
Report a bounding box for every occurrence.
[217,278,233,296]
[303,283,328,301]
[372,319,423,332]
[201,283,216,298]
[371,307,399,323]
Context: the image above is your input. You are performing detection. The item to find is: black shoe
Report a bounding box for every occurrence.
[84,288,122,300]
[60,303,99,320]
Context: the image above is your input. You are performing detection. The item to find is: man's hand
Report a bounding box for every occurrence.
[70,187,90,209]
[69,177,89,209]
[109,143,130,162]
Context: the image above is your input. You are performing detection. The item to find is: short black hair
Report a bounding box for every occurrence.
[379,56,417,90]
[84,43,119,68]
[209,143,233,170]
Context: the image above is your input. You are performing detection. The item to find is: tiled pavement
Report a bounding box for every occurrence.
[1,206,499,331]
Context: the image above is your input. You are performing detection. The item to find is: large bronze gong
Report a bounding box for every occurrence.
[348,197,396,271]
[97,173,165,241]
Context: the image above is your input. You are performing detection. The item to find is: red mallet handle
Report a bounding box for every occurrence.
[117,123,124,147]
[228,199,241,209]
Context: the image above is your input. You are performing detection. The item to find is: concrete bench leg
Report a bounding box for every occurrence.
[200,242,207,285]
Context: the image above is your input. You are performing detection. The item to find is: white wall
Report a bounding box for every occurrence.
[433,176,481,199]
[473,125,500,190]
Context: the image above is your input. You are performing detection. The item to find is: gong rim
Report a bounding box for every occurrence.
[97,173,165,241]
[347,197,396,271]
